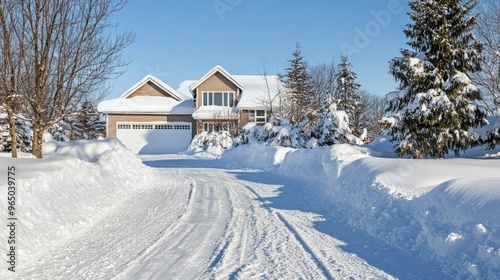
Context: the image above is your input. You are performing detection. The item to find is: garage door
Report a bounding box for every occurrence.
[116,122,192,154]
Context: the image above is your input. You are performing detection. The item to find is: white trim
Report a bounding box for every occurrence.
[105,114,109,137]
[248,109,269,124]
[120,74,185,102]
[189,65,244,92]
[201,91,235,107]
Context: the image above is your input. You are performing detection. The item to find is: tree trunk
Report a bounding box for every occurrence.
[31,126,43,158]
[6,106,17,158]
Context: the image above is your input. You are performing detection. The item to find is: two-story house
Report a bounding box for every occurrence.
[98,65,280,154]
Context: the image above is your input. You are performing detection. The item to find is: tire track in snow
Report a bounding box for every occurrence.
[113,177,198,279]
[204,181,257,279]
[245,185,334,280]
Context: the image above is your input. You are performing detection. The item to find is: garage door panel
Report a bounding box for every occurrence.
[116,122,191,154]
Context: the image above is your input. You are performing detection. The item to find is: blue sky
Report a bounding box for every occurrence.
[107,0,411,100]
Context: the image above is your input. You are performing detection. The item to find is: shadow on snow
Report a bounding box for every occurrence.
[141,156,450,279]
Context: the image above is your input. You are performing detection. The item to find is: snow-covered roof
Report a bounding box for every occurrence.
[189,65,244,92]
[233,75,281,109]
[98,96,194,115]
[177,80,197,99]
[121,74,191,101]
[192,106,239,120]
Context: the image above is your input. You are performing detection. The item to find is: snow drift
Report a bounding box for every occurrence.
[220,140,500,278]
[0,138,152,278]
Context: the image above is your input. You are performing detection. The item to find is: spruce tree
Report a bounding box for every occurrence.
[333,55,362,136]
[334,55,361,112]
[384,0,487,158]
[280,43,316,123]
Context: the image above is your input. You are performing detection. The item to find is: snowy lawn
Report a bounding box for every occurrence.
[0,137,499,279]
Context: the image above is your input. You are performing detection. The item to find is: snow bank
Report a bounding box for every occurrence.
[0,139,151,273]
[221,143,294,170]
[221,142,500,278]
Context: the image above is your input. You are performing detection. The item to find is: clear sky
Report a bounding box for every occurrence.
[107,0,412,100]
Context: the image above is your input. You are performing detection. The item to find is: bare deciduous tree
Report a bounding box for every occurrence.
[474,0,500,114]
[212,109,241,136]
[0,1,25,157]
[1,0,134,158]
[309,60,336,105]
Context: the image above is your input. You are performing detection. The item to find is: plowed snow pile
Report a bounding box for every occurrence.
[222,140,500,278]
[0,139,153,278]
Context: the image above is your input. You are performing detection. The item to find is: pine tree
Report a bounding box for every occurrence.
[76,99,105,140]
[0,111,32,153]
[310,101,361,147]
[280,43,317,123]
[384,0,487,158]
[333,55,363,136]
[334,55,361,113]
[48,100,106,141]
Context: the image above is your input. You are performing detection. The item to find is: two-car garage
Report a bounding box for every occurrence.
[116,122,192,154]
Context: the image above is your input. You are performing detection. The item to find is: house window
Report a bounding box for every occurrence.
[249,110,268,124]
[202,92,235,107]
[203,122,214,133]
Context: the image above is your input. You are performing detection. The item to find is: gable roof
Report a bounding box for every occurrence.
[120,74,190,101]
[189,65,244,92]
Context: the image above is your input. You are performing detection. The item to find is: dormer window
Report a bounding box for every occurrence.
[202,91,234,107]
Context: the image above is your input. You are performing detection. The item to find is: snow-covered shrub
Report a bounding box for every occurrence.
[235,118,309,148]
[235,109,362,149]
[48,120,72,142]
[188,131,233,155]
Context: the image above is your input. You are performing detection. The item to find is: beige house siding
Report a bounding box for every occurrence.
[195,72,240,108]
[107,114,196,138]
[127,81,177,99]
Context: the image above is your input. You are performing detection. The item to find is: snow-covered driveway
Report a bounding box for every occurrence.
[19,161,394,279]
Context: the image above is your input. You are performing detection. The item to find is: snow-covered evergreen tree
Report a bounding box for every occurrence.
[309,101,362,147]
[280,43,317,123]
[0,111,32,153]
[334,55,361,115]
[383,0,487,158]
[48,100,106,141]
[48,119,72,142]
[76,99,106,140]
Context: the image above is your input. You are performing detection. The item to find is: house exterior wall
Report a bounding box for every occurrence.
[107,114,196,138]
[127,81,175,99]
[195,72,240,108]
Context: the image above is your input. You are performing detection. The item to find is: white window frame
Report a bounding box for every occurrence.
[202,91,235,107]
[248,110,268,124]
[203,122,214,133]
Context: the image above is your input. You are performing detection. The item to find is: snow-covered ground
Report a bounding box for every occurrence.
[0,135,499,279]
